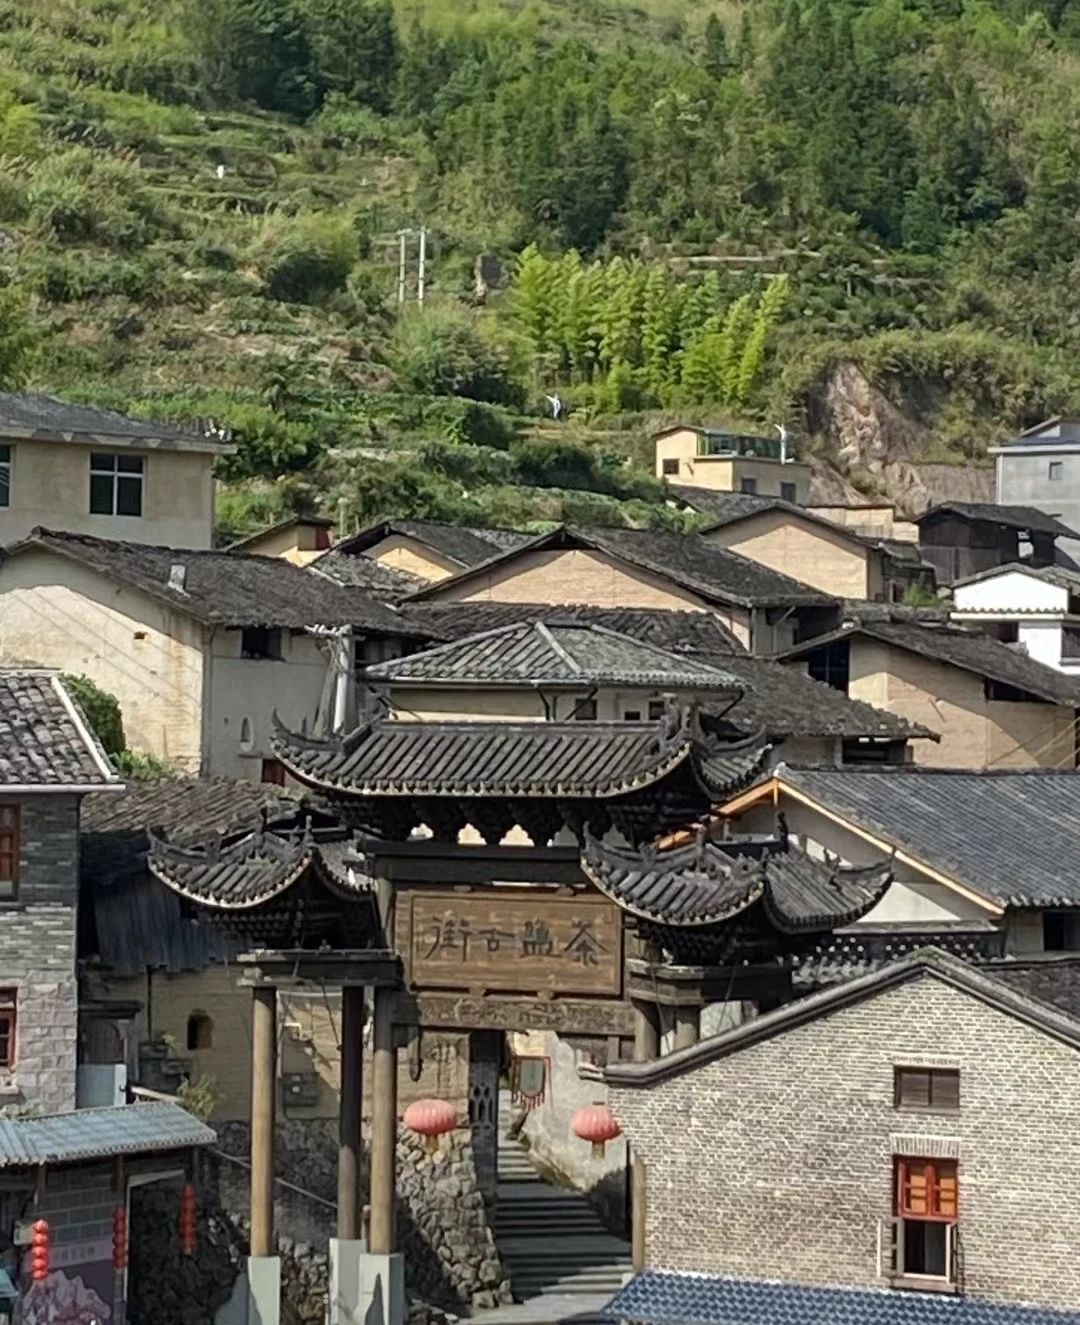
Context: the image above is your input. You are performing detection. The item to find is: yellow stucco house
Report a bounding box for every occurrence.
[0,392,234,550]
[780,616,1080,769]
[654,425,812,502]
[0,527,417,779]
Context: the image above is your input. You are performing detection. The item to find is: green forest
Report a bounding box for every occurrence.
[0,0,1079,533]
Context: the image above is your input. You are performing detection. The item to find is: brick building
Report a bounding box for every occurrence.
[604,949,1080,1312]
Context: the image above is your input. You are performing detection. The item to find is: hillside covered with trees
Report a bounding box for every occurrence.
[0,0,1078,532]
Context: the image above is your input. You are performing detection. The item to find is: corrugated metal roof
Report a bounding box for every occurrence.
[0,1102,214,1168]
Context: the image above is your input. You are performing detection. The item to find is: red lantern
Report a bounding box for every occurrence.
[30,1219,49,1282]
[403,1098,456,1152]
[571,1104,621,1158]
[112,1207,128,1271]
[179,1183,197,1256]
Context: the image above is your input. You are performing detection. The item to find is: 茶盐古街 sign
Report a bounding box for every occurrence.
[408,892,622,995]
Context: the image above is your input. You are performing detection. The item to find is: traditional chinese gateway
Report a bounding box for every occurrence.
[145,701,903,1325]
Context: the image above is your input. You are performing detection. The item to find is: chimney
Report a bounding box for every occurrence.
[168,563,187,593]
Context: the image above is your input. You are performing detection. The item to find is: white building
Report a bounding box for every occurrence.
[952,562,1080,676]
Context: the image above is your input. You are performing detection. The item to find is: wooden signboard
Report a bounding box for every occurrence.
[406,891,622,996]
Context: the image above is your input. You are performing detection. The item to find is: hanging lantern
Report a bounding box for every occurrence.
[112,1207,128,1271]
[571,1104,621,1158]
[403,1098,456,1153]
[179,1183,198,1256]
[30,1219,49,1282]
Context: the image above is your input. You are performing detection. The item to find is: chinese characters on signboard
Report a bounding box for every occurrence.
[408,893,622,996]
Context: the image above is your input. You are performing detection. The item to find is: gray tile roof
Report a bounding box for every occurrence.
[774,765,1080,908]
[272,704,699,799]
[147,828,372,908]
[81,776,299,885]
[918,501,1079,541]
[0,669,120,789]
[667,486,784,524]
[406,526,838,610]
[953,561,1080,595]
[581,833,891,929]
[603,1270,1080,1325]
[781,618,1080,708]
[0,1101,214,1168]
[310,548,427,600]
[3,528,416,634]
[401,603,744,657]
[364,621,743,690]
[334,519,532,569]
[0,392,227,451]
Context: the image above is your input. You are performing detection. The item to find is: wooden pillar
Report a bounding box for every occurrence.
[631,1000,659,1272]
[674,1004,700,1052]
[250,985,277,1258]
[368,984,397,1256]
[337,985,364,1241]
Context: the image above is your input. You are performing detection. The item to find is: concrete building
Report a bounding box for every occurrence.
[228,515,335,566]
[781,615,1080,769]
[0,528,418,779]
[0,392,233,549]
[952,563,1080,676]
[991,416,1080,559]
[603,948,1080,1311]
[653,426,811,502]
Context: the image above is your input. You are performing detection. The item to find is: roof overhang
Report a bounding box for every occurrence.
[718,775,1003,916]
[0,425,236,455]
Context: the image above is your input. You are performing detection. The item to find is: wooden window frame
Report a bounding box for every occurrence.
[0,806,19,897]
[894,1065,960,1112]
[0,989,17,1069]
[895,1157,958,1221]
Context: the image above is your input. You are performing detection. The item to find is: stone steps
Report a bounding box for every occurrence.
[495,1102,631,1301]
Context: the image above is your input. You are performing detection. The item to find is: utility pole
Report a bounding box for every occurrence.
[395,226,429,307]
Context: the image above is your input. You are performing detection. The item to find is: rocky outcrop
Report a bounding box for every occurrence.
[805,361,995,515]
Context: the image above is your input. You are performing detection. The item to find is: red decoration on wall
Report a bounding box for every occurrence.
[403,1098,457,1152]
[112,1206,128,1271]
[571,1103,622,1158]
[30,1219,49,1281]
[179,1183,198,1256]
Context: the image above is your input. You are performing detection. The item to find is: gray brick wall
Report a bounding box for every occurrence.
[0,796,79,1115]
[611,973,1080,1309]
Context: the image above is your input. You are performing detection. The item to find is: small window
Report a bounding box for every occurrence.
[239,716,254,752]
[0,990,16,1069]
[894,1066,960,1111]
[187,1012,213,1051]
[648,699,666,721]
[90,452,144,517]
[571,698,597,721]
[662,458,679,476]
[1049,461,1064,481]
[0,807,18,896]
[780,482,797,503]
[740,477,758,495]
[622,708,642,722]
[241,627,282,660]
[261,758,285,785]
[884,1157,959,1286]
[1043,911,1080,951]
[0,445,10,508]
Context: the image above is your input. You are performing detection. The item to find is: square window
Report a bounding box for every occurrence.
[571,698,597,721]
[0,806,18,896]
[241,627,282,660]
[90,452,143,517]
[260,758,285,786]
[740,477,758,494]
[662,458,679,476]
[894,1066,960,1110]
[1049,461,1064,481]
[648,699,665,721]
[780,482,797,502]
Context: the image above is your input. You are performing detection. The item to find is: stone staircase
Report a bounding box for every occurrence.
[495,1106,632,1302]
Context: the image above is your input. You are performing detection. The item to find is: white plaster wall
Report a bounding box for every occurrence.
[207,629,328,779]
[954,570,1067,613]
[1017,619,1065,669]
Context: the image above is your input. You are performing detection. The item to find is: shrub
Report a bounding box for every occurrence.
[264,213,356,303]
[62,674,125,755]
[394,309,525,408]
[26,148,172,250]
